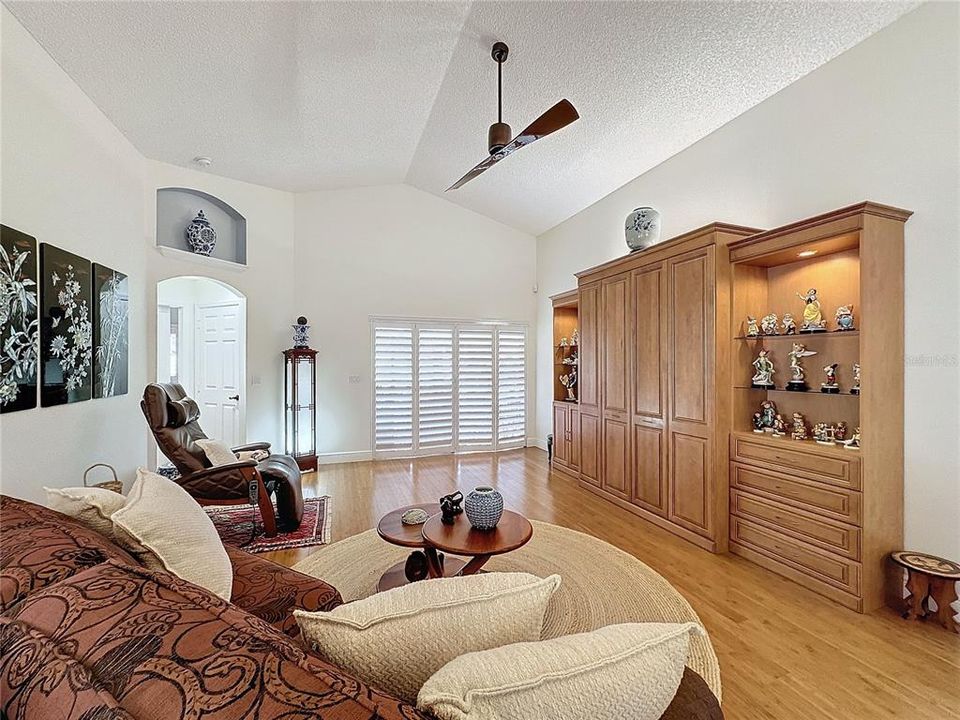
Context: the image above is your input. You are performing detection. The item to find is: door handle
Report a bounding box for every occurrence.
[228,394,240,401]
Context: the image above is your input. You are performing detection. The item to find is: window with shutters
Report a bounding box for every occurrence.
[372,319,526,458]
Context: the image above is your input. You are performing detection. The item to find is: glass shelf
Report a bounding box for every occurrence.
[734,385,859,397]
[734,331,858,341]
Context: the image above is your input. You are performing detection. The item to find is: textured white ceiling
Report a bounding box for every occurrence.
[5,1,916,234]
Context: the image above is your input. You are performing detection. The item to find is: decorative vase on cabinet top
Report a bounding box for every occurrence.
[625,207,662,252]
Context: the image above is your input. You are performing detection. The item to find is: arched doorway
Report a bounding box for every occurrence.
[155,276,247,460]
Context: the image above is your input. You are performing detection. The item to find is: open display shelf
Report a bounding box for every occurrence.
[726,201,911,614]
[550,290,580,476]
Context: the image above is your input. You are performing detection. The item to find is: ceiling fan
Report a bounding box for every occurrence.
[446,42,579,191]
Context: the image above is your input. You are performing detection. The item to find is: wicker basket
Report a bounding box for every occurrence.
[83,463,123,494]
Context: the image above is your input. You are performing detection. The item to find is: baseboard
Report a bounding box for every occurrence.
[527,437,548,451]
[316,450,373,465]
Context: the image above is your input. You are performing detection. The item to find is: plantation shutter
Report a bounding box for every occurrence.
[373,325,414,452]
[457,326,495,449]
[417,326,455,450]
[497,328,526,447]
[372,319,526,458]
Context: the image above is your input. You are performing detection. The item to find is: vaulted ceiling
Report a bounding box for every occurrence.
[5,1,916,234]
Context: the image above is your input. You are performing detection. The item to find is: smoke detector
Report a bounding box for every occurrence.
[192,156,213,167]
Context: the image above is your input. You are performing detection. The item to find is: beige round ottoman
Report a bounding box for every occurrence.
[294,519,722,700]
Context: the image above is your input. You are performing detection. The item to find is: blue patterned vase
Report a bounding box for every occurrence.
[185,210,218,256]
[625,206,662,252]
[464,486,504,530]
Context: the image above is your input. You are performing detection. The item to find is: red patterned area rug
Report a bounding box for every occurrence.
[205,496,331,553]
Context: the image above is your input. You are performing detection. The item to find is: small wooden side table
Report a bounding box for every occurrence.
[376,505,533,593]
[890,551,960,633]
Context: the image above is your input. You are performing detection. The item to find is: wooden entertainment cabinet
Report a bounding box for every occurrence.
[551,202,910,613]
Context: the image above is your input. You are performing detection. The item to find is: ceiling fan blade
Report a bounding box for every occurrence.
[515,99,579,141]
[446,99,579,191]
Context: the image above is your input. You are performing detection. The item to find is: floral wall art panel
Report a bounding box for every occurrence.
[92,263,128,398]
[0,225,40,413]
[40,243,92,406]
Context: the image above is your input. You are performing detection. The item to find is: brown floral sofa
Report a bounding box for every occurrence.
[0,496,722,719]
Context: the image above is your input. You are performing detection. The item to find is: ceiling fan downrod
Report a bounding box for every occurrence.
[488,41,511,154]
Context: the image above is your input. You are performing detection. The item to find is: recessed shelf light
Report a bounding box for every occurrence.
[797,250,817,258]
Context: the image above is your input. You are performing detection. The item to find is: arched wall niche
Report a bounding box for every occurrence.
[156,187,247,265]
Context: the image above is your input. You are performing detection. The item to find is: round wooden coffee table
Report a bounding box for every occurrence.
[376,504,533,592]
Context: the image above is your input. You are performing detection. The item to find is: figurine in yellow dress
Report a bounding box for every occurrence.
[797,288,827,333]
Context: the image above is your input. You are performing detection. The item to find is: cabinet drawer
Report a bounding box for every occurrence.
[732,435,860,489]
[731,463,862,526]
[731,516,861,596]
[731,489,861,560]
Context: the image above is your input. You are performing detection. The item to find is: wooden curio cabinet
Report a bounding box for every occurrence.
[283,348,318,471]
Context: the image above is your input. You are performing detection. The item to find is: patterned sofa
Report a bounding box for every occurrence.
[0,496,722,719]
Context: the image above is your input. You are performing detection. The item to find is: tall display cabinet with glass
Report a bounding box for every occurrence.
[283,347,318,471]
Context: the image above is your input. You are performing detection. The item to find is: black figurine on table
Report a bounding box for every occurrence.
[439,491,463,525]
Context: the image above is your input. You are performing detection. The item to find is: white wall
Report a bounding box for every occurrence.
[143,162,297,453]
[294,184,537,461]
[0,6,147,499]
[535,3,960,558]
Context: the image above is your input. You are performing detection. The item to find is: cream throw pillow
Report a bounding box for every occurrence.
[196,438,238,466]
[111,468,233,600]
[295,572,560,703]
[418,622,705,720]
[44,486,126,537]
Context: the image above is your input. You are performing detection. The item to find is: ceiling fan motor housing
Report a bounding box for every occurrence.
[488,122,511,154]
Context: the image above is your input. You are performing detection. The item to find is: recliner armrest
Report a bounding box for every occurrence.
[177,461,258,500]
[232,441,271,453]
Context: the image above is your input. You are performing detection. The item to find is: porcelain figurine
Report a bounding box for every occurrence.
[843,426,861,451]
[833,421,848,443]
[797,288,827,333]
[745,316,760,337]
[851,362,860,395]
[751,349,776,388]
[571,328,580,346]
[439,491,464,525]
[787,342,817,391]
[752,399,778,433]
[559,336,569,347]
[562,351,578,366]
[760,313,780,336]
[781,313,797,335]
[835,304,856,331]
[559,369,577,401]
[790,412,809,441]
[820,363,840,394]
[813,422,835,445]
[772,413,787,437]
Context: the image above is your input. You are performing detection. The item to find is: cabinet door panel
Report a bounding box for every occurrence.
[579,412,600,486]
[602,418,629,499]
[670,251,712,425]
[632,264,664,420]
[632,424,666,515]
[601,275,629,415]
[553,404,568,464]
[578,284,600,412]
[569,407,580,470]
[669,432,711,536]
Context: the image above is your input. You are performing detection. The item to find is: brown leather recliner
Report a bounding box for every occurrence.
[141,383,304,536]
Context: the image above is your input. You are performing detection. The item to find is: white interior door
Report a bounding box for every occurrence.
[196,301,245,446]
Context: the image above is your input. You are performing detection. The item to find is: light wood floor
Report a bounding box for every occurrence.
[263,448,960,720]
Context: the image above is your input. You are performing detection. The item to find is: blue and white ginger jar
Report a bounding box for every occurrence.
[464,486,504,530]
[185,210,218,256]
[625,206,662,252]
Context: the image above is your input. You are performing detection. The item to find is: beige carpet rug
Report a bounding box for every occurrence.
[294,519,721,699]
